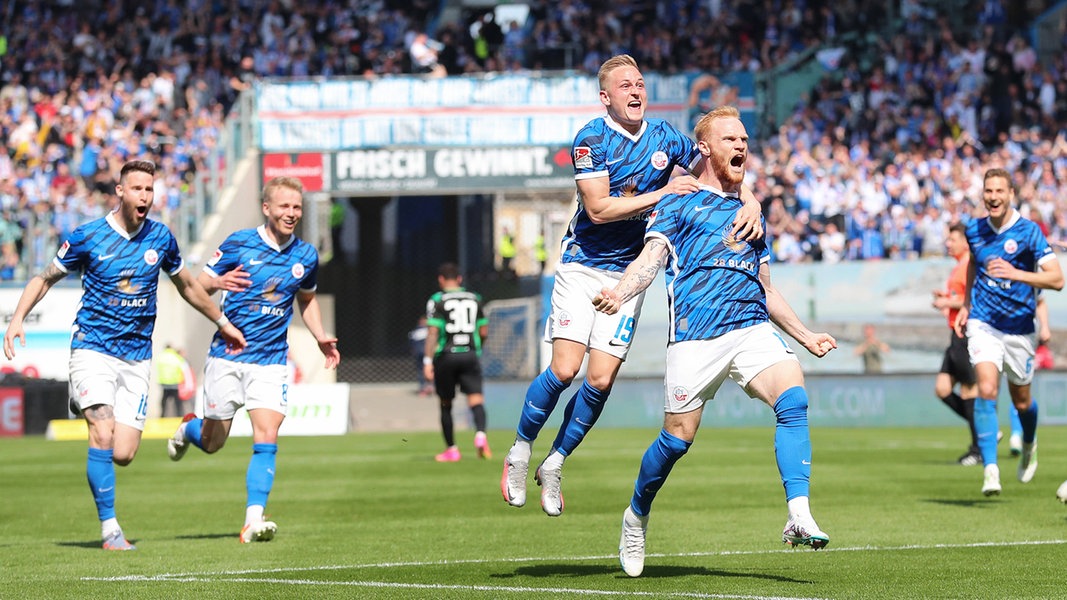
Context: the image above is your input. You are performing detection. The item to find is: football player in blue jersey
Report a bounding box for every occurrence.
[501,55,764,517]
[166,176,340,543]
[2,160,247,551]
[591,106,836,576]
[953,168,1063,497]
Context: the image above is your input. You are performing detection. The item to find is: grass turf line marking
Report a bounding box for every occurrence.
[83,538,1066,583]
[93,576,823,597]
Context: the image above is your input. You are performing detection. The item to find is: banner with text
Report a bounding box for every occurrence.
[0,287,79,380]
[227,383,350,437]
[261,147,577,195]
[256,72,756,151]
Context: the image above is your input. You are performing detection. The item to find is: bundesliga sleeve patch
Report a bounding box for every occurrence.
[207,249,223,267]
[573,146,592,170]
[57,240,70,259]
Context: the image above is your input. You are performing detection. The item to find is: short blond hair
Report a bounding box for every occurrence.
[598,55,639,90]
[693,106,741,143]
[262,176,303,204]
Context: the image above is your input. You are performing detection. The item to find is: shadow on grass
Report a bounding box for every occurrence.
[57,540,121,549]
[922,498,1001,507]
[497,563,812,583]
[174,533,238,540]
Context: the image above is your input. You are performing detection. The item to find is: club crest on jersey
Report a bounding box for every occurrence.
[263,277,283,302]
[1003,239,1018,254]
[650,151,669,170]
[57,240,70,259]
[144,249,159,265]
[207,249,223,267]
[722,229,745,252]
[672,386,688,404]
[292,263,306,279]
[117,277,142,294]
[557,311,571,328]
[574,146,592,169]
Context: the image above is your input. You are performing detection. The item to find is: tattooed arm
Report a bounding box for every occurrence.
[4,263,68,359]
[591,238,669,315]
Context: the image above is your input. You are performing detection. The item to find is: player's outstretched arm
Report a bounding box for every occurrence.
[171,267,247,353]
[3,263,66,359]
[580,175,700,224]
[296,290,340,369]
[197,264,252,295]
[760,264,836,357]
[592,238,668,314]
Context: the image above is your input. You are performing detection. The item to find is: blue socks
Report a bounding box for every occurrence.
[630,429,691,516]
[185,417,205,450]
[974,398,999,465]
[1018,400,1038,444]
[87,448,116,521]
[1008,404,1022,440]
[774,386,811,501]
[516,368,569,441]
[553,381,610,455]
[246,443,277,508]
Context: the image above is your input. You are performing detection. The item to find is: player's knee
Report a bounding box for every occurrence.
[550,364,579,385]
[112,451,135,466]
[582,372,614,393]
[977,382,999,400]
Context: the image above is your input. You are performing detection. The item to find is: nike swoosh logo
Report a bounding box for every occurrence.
[605,158,623,165]
[249,259,264,265]
[608,339,627,346]
[98,487,114,493]
[98,253,115,260]
[801,460,811,465]
[694,206,713,212]
[526,401,547,413]
[575,418,593,427]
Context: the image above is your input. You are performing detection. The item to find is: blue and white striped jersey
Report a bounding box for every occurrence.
[646,186,770,342]
[966,211,1056,335]
[204,225,319,365]
[55,213,184,360]
[563,115,700,272]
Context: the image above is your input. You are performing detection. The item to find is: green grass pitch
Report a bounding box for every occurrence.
[2,425,1066,599]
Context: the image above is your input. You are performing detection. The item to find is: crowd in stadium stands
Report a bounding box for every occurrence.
[0,0,1065,279]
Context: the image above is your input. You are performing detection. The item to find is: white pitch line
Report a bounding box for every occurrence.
[81,538,1067,600]
[83,537,1066,581]
[131,577,827,600]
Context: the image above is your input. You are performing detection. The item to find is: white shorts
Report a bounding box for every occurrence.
[966,319,1036,386]
[202,357,289,420]
[544,262,646,359]
[68,349,150,431]
[663,322,799,414]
